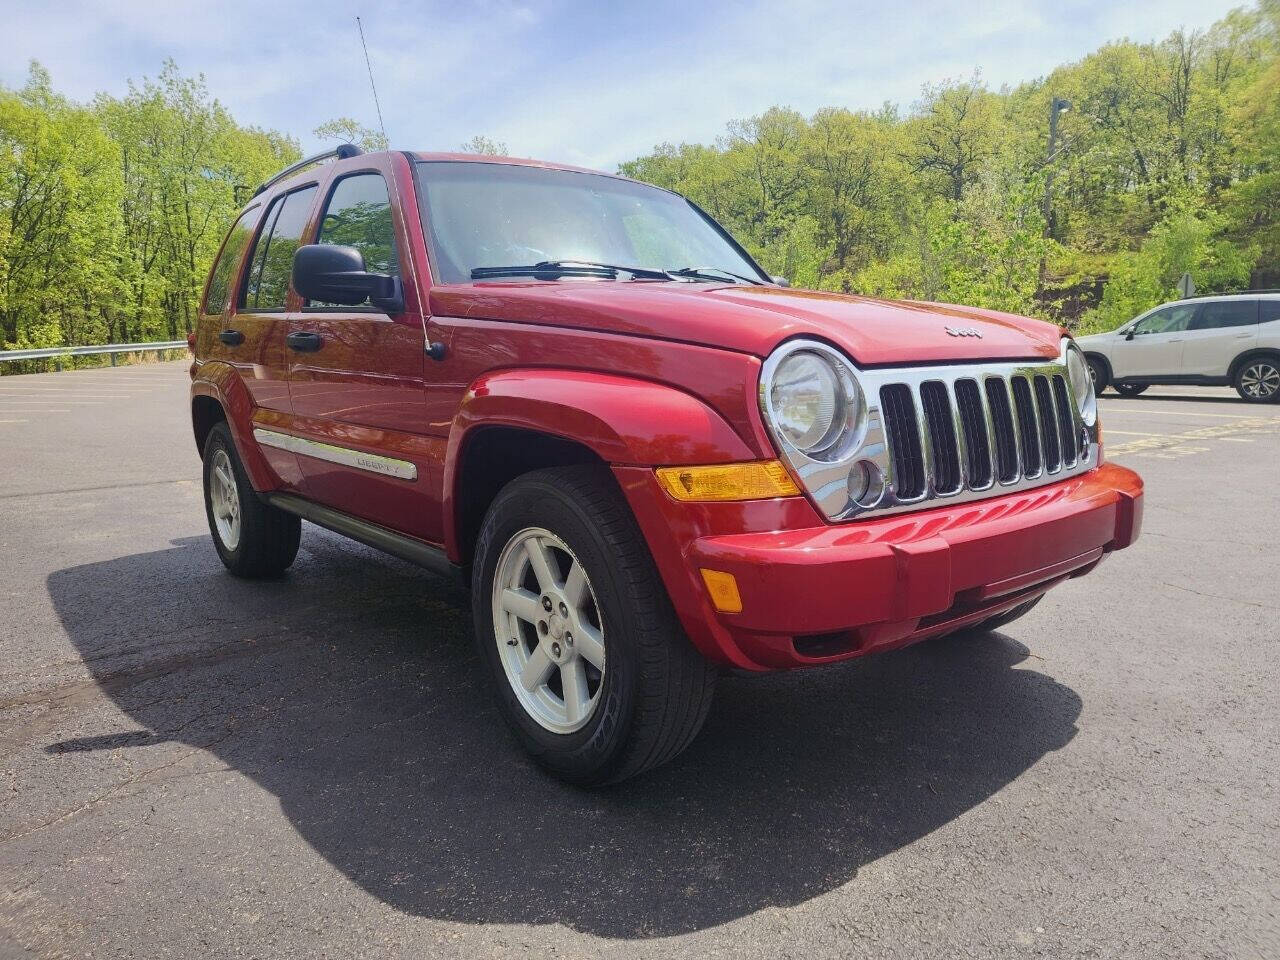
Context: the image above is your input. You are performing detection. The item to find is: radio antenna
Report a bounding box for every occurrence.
[356,16,388,145]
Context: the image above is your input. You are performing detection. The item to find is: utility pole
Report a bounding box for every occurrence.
[1038,97,1072,296]
[1042,98,1072,237]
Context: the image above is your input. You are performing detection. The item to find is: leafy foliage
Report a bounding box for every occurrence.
[2,4,1278,357]
[1,60,298,351]
[621,4,1280,332]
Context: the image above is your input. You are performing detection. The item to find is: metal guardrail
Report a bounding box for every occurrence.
[0,341,188,367]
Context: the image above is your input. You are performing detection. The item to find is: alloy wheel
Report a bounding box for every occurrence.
[490,527,607,734]
[209,448,241,550]
[1240,362,1280,399]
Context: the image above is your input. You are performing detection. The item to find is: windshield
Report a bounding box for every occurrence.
[415,161,767,285]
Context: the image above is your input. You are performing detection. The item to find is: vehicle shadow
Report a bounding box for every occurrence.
[46,533,1081,939]
[1103,391,1242,404]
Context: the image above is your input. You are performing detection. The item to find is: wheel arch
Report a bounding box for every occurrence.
[190,363,276,491]
[443,368,757,563]
[1228,348,1280,382]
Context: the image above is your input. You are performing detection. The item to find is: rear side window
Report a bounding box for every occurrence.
[317,173,399,275]
[204,207,260,315]
[242,186,317,310]
[1192,300,1258,329]
[1261,300,1280,323]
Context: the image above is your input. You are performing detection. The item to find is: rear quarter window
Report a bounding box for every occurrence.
[1262,300,1280,324]
[203,207,261,315]
[241,186,318,311]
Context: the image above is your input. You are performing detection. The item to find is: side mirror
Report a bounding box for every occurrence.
[772,276,791,288]
[292,244,403,313]
[1125,328,1136,341]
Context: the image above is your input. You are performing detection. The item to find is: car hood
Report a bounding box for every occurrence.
[430,282,1062,365]
[430,284,1059,366]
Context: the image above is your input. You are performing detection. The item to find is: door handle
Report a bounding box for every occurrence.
[1235,333,1252,338]
[218,329,244,346]
[286,331,324,352]
[1168,338,1183,343]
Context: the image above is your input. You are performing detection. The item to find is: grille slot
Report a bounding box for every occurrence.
[879,384,925,500]
[1051,375,1077,465]
[1010,377,1041,477]
[984,378,1019,483]
[1033,375,1062,472]
[920,381,961,494]
[954,378,992,488]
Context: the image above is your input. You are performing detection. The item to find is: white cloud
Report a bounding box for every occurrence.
[0,0,1248,170]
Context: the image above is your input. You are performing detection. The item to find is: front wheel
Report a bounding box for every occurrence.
[472,465,715,785]
[1235,358,1280,403]
[1086,357,1109,394]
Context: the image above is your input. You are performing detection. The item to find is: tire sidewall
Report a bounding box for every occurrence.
[1235,358,1280,403]
[472,474,639,781]
[1087,357,1109,394]
[202,423,249,569]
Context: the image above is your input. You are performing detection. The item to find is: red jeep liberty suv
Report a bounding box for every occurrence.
[190,145,1144,784]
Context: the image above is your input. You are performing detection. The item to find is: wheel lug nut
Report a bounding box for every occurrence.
[565,633,573,646]
[538,621,548,635]
[558,602,568,617]
[552,643,561,657]
[541,596,553,612]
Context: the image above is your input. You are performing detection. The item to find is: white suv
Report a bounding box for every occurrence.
[1077,293,1280,402]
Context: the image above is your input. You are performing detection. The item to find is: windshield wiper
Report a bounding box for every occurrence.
[668,266,764,285]
[471,260,673,281]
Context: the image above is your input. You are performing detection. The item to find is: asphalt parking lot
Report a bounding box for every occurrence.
[1,361,1277,959]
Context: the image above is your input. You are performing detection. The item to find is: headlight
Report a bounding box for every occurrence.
[766,348,861,455]
[1065,341,1097,425]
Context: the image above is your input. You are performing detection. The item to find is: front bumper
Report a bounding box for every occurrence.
[616,461,1143,671]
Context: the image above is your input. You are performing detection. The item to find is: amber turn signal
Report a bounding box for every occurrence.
[654,460,800,502]
[699,568,744,614]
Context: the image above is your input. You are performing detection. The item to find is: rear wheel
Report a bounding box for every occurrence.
[1115,383,1148,397]
[472,465,715,785]
[1235,358,1280,403]
[202,422,300,578]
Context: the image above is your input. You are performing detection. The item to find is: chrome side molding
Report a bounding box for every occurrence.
[253,428,418,481]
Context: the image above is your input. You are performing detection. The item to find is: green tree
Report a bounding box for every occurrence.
[313,117,388,152]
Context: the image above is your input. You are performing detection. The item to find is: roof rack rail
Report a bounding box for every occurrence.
[253,143,363,197]
[1183,288,1280,299]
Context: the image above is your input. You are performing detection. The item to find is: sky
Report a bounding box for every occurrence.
[0,0,1250,171]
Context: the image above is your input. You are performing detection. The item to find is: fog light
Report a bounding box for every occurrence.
[700,569,743,613]
[655,460,800,502]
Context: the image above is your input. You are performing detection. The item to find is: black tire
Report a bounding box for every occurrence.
[1233,357,1280,403]
[471,465,715,786]
[1115,383,1148,397]
[202,421,300,578]
[1086,356,1109,394]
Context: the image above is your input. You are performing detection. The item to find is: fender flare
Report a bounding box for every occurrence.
[441,368,758,556]
[190,362,278,492]
[1228,347,1280,382]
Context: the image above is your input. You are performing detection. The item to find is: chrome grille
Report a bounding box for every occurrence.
[869,364,1094,516]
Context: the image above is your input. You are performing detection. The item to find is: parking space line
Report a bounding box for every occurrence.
[1100,406,1280,420]
[1104,428,1253,440]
